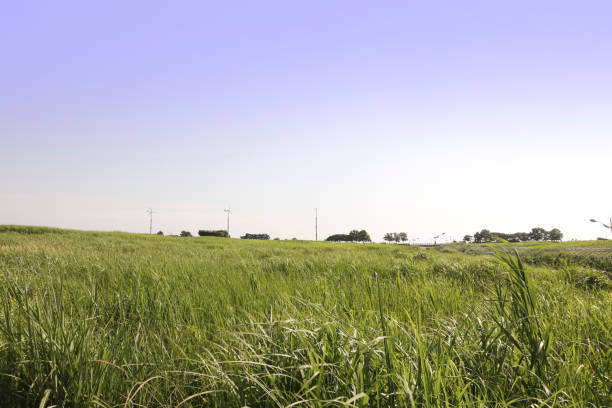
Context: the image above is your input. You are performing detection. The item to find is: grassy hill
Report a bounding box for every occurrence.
[0,226,610,407]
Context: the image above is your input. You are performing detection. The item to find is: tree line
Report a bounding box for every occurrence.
[464,227,563,243]
[164,228,374,242]
[326,229,371,242]
[159,226,564,244]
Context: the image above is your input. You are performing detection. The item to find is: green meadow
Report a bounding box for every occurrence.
[0,226,610,407]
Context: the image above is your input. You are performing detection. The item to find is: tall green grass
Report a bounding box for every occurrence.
[0,229,610,407]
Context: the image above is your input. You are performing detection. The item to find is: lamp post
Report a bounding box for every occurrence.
[590,217,612,237]
[433,232,446,246]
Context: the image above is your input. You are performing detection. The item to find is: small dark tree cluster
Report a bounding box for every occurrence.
[198,230,229,238]
[180,231,192,237]
[468,227,563,243]
[326,229,371,242]
[240,233,270,240]
[383,232,408,243]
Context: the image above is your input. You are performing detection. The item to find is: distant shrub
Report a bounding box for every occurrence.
[241,233,270,240]
[180,231,193,237]
[198,230,229,238]
[156,231,164,236]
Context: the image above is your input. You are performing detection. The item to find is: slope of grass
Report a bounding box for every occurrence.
[0,229,610,407]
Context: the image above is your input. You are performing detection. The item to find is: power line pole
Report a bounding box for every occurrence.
[315,208,318,241]
[224,207,231,237]
[146,208,154,234]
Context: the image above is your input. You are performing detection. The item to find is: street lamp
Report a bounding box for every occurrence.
[590,217,612,237]
[433,232,446,245]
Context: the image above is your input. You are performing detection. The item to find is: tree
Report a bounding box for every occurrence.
[348,230,361,240]
[240,233,270,240]
[198,230,229,237]
[472,229,494,243]
[326,234,351,242]
[506,233,521,243]
[548,228,563,241]
[473,229,493,243]
[327,229,371,242]
[384,232,404,243]
[349,229,371,242]
[180,231,192,237]
[156,231,164,236]
[470,227,563,243]
[530,227,546,241]
[516,232,531,242]
[463,235,472,243]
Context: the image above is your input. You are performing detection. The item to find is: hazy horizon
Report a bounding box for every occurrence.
[2,1,611,241]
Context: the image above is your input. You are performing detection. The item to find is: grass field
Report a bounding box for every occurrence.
[0,226,610,407]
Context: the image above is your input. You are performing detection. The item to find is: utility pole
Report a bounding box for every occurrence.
[146,208,154,234]
[224,207,231,237]
[315,208,318,241]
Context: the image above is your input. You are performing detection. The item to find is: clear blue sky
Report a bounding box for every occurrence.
[1,1,611,241]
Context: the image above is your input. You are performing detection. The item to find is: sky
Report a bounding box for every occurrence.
[1,0,611,241]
